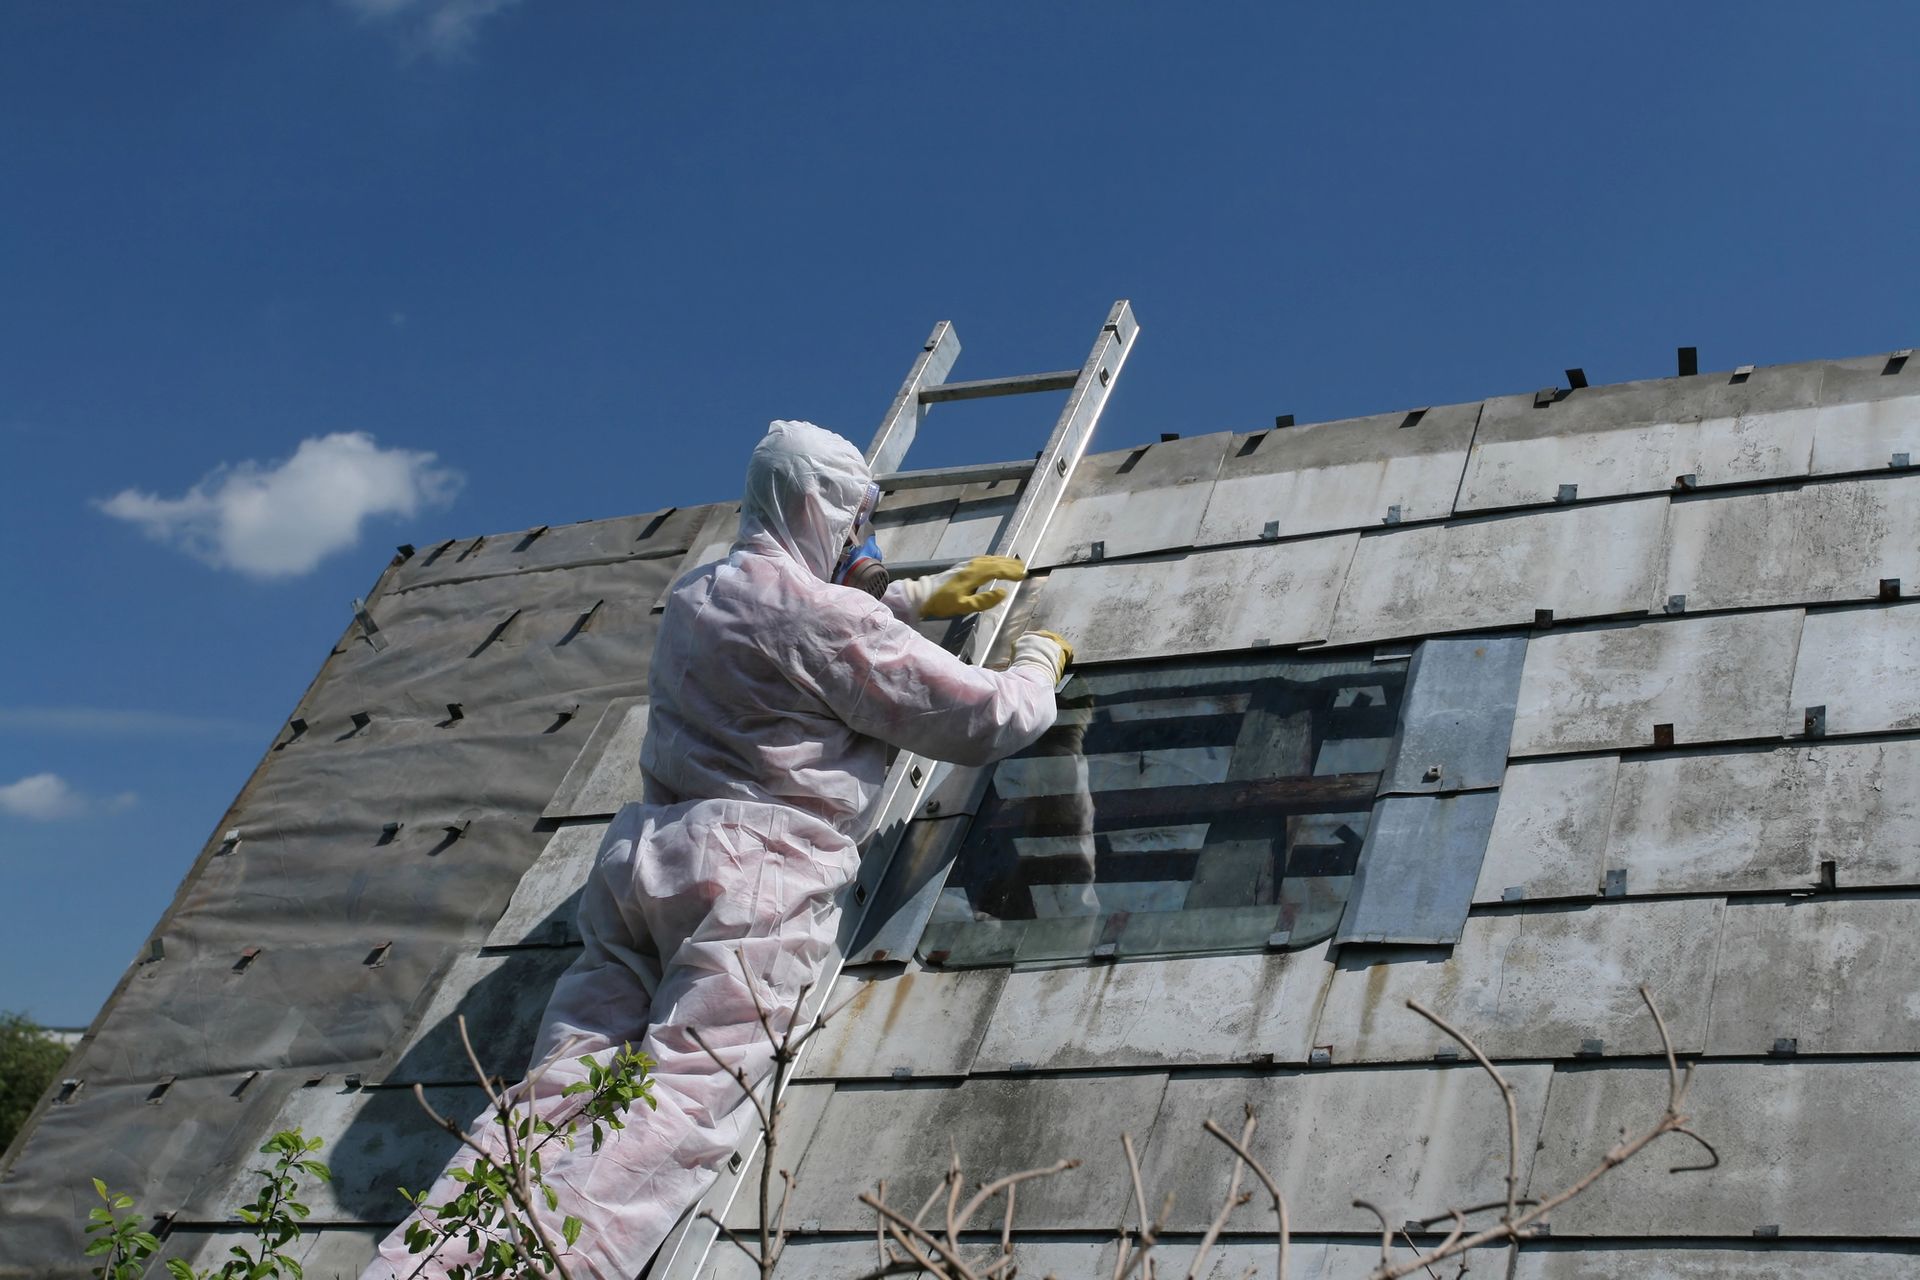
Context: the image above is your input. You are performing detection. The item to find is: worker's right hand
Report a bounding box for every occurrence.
[906,555,1028,620]
[1012,628,1074,683]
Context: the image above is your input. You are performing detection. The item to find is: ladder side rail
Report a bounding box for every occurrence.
[865,321,962,477]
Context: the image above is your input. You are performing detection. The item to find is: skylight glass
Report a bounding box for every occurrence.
[917,650,1409,967]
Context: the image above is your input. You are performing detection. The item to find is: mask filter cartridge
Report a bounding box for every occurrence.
[835,533,889,598]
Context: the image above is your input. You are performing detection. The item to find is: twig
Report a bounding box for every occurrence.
[860,1191,979,1280]
[1201,1113,1289,1280]
[1187,1112,1257,1280]
[1354,1199,1394,1272]
[1368,986,1719,1279]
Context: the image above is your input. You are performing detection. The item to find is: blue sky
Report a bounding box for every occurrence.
[2,1,1915,1025]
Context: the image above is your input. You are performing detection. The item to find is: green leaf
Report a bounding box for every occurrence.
[112,1193,134,1209]
[542,1184,559,1212]
[83,1238,114,1256]
[561,1215,582,1247]
[92,1177,109,1199]
[165,1259,196,1280]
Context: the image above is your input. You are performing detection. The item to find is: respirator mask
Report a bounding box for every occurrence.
[832,482,889,598]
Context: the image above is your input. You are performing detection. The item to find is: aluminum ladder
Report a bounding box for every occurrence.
[648,299,1140,1280]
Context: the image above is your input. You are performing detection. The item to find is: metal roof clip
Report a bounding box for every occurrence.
[1730,364,1755,384]
[1602,869,1628,898]
[1555,483,1578,504]
[1382,504,1402,526]
[351,598,388,652]
[1803,705,1826,738]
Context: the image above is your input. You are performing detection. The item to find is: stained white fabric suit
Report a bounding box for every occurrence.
[364,421,1060,1280]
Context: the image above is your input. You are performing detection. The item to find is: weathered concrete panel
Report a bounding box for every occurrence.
[1457,365,1824,512]
[543,697,649,818]
[1031,535,1359,662]
[720,1081,836,1230]
[1195,403,1480,545]
[1664,476,1920,612]
[1708,897,1920,1055]
[1509,612,1803,755]
[382,947,580,1085]
[1606,748,1822,895]
[1317,900,1722,1063]
[973,945,1334,1072]
[192,1082,483,1223]
[798,966,1006,1080]
[486,820,607,947]
[1138,1064,1552,1233]
[1531,1061,1920,1236]
[1324,499,1668,647]
[870,486,961,564]
[1809,394,1920,476]
[1459,406,1816,512]
[392,504,706,593]
[1034,432,1232,567]
[1790,602,1920,737]
[785,1074,1169,1230]
[1473,757,1618,903]
[1515,1245,1920,1279]
[931,482,1023,560]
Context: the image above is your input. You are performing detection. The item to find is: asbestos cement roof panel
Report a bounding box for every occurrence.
[1507,611,1804,755]
[1030,535,1359,662]
[1316,899,1723,1063]
[1455,363,1825,513]
[1032,431,1232,567]
[389,504,707,593]
[785,1074,1169,1230]
[1808,394,1920,476]
[543,696,651,818]
[1195,402,1480,546]
[1789,601,1920,736]
[1663,475,1920,612]
[970,945,1334,1072]
[797,966,1007,1081]
[1136,1063,1553,1234]
[378,946,581,1086]
[485,820,609,947]
[1322,498,1669,647]
[1529,1061,1920,1237]
[1706,896,1920,1056]
[1471,756,1618,904]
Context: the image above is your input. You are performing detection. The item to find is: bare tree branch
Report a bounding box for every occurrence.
[1201,1113,1289,1280]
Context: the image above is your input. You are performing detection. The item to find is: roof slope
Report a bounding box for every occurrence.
[4,349,1919,1278]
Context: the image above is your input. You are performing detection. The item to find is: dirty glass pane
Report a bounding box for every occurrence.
[917,651,1408,966]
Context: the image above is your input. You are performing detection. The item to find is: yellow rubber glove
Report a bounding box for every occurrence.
[907,555,1028,619]
[1012,629,1075,683]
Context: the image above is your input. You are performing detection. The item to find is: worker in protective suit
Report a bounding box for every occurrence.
[363,420,1072,1280]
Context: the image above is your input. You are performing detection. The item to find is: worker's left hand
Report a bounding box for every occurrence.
[908,555,1028,619]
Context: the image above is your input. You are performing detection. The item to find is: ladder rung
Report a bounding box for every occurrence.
[918,369,1080,404]
[875,459,1033,492]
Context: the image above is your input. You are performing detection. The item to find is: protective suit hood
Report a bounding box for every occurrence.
[740,420,874,581]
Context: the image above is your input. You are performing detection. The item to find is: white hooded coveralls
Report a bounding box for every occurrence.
[365,421,1058,1280]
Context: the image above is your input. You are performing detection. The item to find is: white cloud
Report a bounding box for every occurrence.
[0,775,137,822]
[339,0,523,59]
[2,774,77,821]
[96,432,462,579]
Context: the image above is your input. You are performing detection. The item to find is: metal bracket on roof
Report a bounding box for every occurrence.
[1652,723,1675,748]
[1534,387,1560,409]
[1887,350,1912,376]
[1308,1046,1334,1067]
[364,941,392,968]
[1576,1039,1604,1058]
[55,1078,83,1104]
[1265,930,1292,951]
[1383,504,1403,526]
[350,711,373,733]
[234,946,260,973]
[1087,539,1106,563]
[351,598,389,652]
[1400,408,1428,428]
[144,1076,176,1105]
[1564,367,1588,390]
[1677,346,1699,377]
[1534,608,1554,628]
[1274,414,1295,428]
[1674,473,1698,492]
[1501,886,1525,903]
[1730,364,1754,384]
[1770,1037,1799,1057]
[1261,519,1281,541]
[1882,579,1903,601]
[1556,483,1578,503]
[1893,452,1912,470]
[1664,594,1687,615]
[1804,705,1827,738]
[1602,869,1628,898]
[1753,1226,1781,1240]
